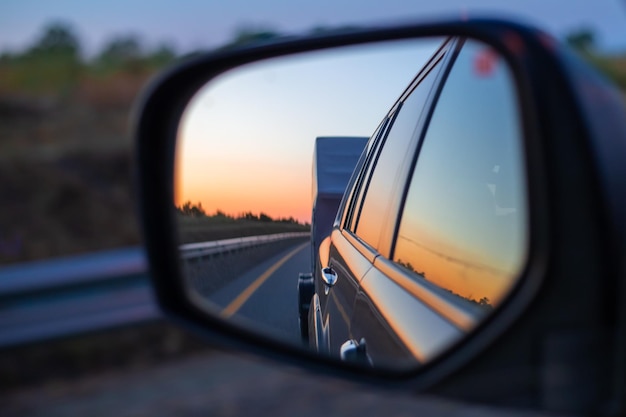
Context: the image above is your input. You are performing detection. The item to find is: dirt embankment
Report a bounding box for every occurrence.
[0,73,151,264]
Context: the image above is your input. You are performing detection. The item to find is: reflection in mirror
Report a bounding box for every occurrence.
[175,37,528,371]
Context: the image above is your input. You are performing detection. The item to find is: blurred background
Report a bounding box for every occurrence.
[0,1,624,264]
[0,1,624,416]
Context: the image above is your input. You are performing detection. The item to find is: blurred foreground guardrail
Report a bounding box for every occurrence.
[0,247,153,349]
[0,232,310,349]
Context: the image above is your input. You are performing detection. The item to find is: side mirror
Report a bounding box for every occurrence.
[135,18,626,416]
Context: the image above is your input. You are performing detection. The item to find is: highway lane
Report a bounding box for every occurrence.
[204,241,311,347]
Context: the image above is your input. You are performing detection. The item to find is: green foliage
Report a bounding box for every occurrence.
[588,55,626,91]
[2,21,624,99]
[93,36,177,75]
[28,22,82,60]
[99,36,142,62]
[95,35,143,74]
[565,28,596,53]
[310,25,362,35]
[0,22,83,95]
[146,43,177,67]
[0,23,180,97]
[564,28,626,92]
[219,26,281,50]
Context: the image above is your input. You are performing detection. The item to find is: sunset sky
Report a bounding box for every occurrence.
[176,39,441,222]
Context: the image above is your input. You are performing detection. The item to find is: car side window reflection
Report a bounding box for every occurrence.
[341,119,388,229]
[355,59,441,250]
[392,40,528,310]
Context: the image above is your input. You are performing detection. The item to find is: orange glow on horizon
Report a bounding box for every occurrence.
[394,236,517,306]
[175,160,312,224]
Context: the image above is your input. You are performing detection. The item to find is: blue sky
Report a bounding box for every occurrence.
[1,0,625,56]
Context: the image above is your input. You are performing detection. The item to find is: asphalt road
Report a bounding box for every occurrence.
[1,350,569,417]
[206,241,310,347]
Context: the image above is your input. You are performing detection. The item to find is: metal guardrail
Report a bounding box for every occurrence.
[0,247,155,349]
[179,232,310,259]
[181,232,311,297]
[0,232,310,349]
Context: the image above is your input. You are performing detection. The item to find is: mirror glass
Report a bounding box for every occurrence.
[175,37,528,370]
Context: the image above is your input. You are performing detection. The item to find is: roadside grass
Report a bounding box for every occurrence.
[0,150,140,264]
[589,54,626,92]
[0,71,147,264]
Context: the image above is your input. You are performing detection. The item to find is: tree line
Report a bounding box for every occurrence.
[1,23,623,96]
[0,21,360,64]
[0,22,177,72]
[176,201,308,226]
[565,28,626,91]
[0,22,180,96]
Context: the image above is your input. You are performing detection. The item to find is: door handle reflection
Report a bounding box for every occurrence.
[340,338,371,366]
[321,266,338,295]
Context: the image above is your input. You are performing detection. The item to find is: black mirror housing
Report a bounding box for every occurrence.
[134,17,626,416]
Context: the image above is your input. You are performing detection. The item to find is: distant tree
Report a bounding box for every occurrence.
[566,29,596,53]
[240,211,259,221]
[178,201,206,217]
[220,26,281,50]
[212,209,234,221]
[564,29,626,92]
[396,259,417,273]
[28,22,81,60]
[146,43,177,66]
[96,35,145,73]
[310,25,361,35]
[258,212,273,222]
[278,216,298,224]
[99,36,142,61]
[0,51,14,63]
[179,50,205,61]
[18,22,83,94]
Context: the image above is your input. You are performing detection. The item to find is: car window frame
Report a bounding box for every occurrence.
[347,108,397,232]
[338,116,391,230]
[387,36,531,312]
[387,38,465,261]
[345,38,458,258]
